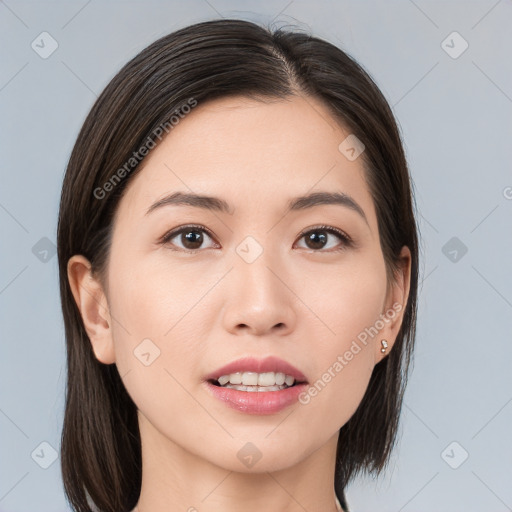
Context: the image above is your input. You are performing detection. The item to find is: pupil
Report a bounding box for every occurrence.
[306,231,326,250]
[183,230,203,249]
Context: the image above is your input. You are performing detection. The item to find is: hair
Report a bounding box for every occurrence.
[57,18,419,512]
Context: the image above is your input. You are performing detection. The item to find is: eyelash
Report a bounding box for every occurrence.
[159,224,353,253]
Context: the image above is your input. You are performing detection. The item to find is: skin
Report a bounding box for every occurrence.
[68,94,411,512]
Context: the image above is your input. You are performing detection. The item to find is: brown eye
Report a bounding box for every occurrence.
[296,226,352,252]
[161,225,217,252]
[160,224,352,253]
[178,229,204,250]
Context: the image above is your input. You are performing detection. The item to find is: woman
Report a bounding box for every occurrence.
[57,18,419,512]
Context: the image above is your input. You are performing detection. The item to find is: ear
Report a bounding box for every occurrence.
[375,245,412,363]
[67,255,116,364]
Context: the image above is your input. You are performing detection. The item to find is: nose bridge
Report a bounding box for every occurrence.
[236,234,288,303]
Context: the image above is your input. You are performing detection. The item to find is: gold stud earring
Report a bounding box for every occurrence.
[380,339,388,353]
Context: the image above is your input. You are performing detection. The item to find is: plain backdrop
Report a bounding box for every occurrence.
[1,1,511,511]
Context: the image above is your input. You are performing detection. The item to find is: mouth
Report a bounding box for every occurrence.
[204,374,309,415]
[207,371,306,392]
[204,356,309,393]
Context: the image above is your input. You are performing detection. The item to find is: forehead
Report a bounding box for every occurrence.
[116,94,374,222]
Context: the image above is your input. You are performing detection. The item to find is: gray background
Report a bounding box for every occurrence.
[1,1,511,511]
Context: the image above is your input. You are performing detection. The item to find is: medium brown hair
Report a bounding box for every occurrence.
[57,18,419,512]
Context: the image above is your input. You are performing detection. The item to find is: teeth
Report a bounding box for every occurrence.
[243,372,258,386]
[216,371,297,388]
[275,373,286,385]
[258,372,276,386]
[229,373,242,385]
[218,375,231,386]
[284,375,295,386]
[221,384,289,392]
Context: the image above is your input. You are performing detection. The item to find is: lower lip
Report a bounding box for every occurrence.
[204,381,308,415]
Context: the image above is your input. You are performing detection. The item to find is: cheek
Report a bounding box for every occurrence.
[295,248,388,350]
[109,253,208,340]
[107,259,212,431]
[294,252,386,423]
[334,262,387,344]
[107,254,219,385]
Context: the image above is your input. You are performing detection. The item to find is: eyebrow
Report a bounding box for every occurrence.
[145,190,368,224]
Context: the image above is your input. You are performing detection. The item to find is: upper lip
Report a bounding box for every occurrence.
[205,356,308,383]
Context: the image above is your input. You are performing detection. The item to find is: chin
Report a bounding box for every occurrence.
[205,437,310,474]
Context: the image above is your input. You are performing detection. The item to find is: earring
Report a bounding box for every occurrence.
[380,339,388,353]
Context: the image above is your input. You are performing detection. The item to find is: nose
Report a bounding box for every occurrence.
[222,250,297,337]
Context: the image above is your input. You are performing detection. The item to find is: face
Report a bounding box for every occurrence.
[69,94,410,474]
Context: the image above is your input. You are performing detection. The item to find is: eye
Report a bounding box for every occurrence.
[160,224,353,253]
[160,225,218,252]
[295,225,352,252]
